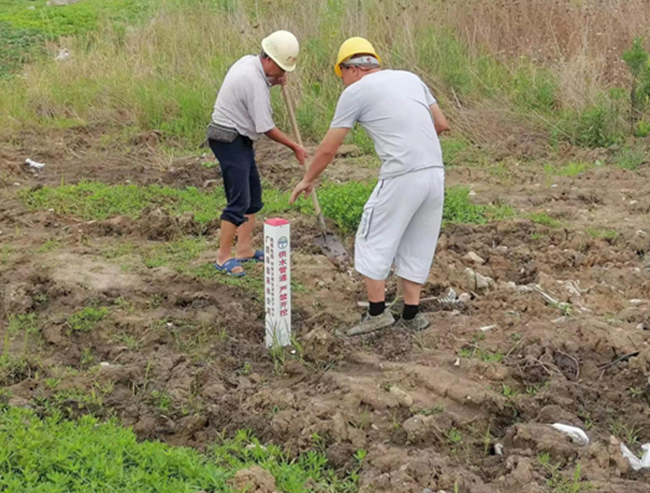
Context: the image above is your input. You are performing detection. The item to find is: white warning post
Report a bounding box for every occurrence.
[264,218,291,348]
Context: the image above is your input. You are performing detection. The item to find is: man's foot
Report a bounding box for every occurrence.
[347,311,395,336]
[214,258,245,277]
[397,312,430,332]
[236,249,264,263]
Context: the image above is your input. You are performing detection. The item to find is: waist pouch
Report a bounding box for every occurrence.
[207,122,238,143]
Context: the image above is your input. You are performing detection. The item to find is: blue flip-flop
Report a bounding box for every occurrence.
[214,258,245,277]
[237,249,265,263]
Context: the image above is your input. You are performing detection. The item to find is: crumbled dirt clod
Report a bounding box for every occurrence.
[230,466,277,493]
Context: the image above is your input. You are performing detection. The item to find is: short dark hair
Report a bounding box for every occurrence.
[261,51,270,59]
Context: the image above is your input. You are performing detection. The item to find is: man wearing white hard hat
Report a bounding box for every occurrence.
[291,37,450,335]
[208,30,306,277]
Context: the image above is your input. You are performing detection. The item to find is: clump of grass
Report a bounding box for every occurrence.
[411,405,444,416]
[586,227,619,242]
[36,238,61,253]
[458,345,503,363]
[445,427,463,445]
[189,263,266,296]
[610,419,643,445]
[7,314,39,336]
[317,181,376,234]
[569,96,627,148]
[543,161,593,177]
[67,307,109,332]
[527,211,562,228]
[538,453,591,492]
[615,146,646,170]
[0,245,13,265]
[0,407,362,492]
[444,187,515,225]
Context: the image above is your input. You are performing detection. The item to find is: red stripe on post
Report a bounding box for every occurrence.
[265,218,290,226]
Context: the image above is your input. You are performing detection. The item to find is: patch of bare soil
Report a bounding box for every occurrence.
[2,133,650,492]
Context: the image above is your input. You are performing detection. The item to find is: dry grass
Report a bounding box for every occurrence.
[446,0,650,88]
[1,0,649,148]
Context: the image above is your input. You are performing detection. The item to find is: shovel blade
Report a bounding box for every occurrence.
[314,233,350,271]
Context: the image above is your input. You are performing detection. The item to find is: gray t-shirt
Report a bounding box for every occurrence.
[211,55,275,141]
[330,70,443,179]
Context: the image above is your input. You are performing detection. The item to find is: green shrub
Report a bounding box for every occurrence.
[573,100,625,148]
[0,21,43,77]
[623,38,650,124]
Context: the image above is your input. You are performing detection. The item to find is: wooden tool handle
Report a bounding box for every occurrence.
[281,84,324,218]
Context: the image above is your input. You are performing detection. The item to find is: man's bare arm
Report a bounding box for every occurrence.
[290,128,350,203]
[430,103,450,134]
[265,127,307,165]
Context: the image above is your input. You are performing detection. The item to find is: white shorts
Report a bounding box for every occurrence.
[355,167,444,285]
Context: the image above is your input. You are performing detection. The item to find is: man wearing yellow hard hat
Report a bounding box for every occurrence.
[291,37,450,335]
[208,30,307,277]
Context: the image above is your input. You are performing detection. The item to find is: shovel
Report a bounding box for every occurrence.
[281,84,350,271]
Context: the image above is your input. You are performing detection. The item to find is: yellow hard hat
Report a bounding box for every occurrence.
[334,37,381,77]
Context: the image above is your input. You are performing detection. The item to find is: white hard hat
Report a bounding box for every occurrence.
[261,30,299,72]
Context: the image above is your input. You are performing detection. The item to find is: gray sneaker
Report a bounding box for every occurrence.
[347,311,395,336]
[397,312,430,332]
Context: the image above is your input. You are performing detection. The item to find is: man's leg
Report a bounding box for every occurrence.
[349,177,423,336]
[401,278,423,305]
[235,214,256,259]
[217,220,243,274]
[364,276,386,317]
[400,278,424,321]
[236,153,263,260]
[394,168,445,329]
[209,137,250,273]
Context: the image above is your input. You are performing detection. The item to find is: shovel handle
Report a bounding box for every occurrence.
[281,84,324,219]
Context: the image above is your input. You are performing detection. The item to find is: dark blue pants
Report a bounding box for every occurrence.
[209,135,263,227]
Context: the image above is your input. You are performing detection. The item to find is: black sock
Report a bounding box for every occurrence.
[402,304,419,320]
[369,301,385,316]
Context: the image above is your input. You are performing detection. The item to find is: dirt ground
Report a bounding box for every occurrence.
[1,129,650,492]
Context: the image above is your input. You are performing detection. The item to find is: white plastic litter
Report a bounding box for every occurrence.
[494,443,504,456]
[620,443,650,471]
[25,158,46,169]
[551,423,589,446]
[479,324,497,332]
[437,288,458,306]
[55,48,71,61]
